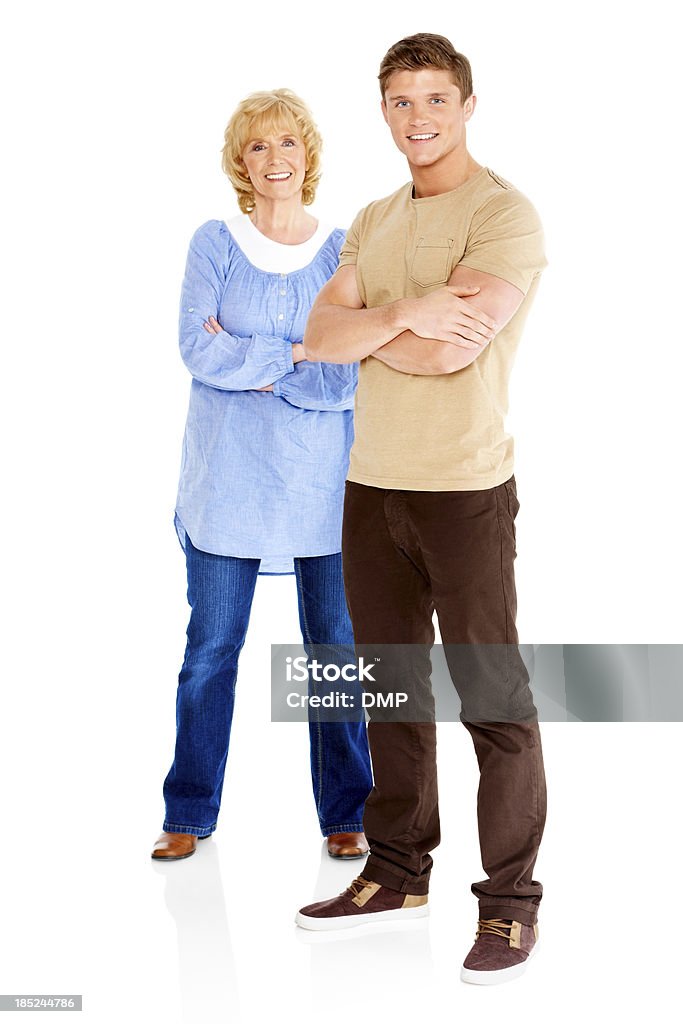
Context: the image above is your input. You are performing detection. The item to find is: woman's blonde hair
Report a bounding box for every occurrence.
[221,89,322,214]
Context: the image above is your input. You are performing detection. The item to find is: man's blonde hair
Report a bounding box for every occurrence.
[221,89,322,213]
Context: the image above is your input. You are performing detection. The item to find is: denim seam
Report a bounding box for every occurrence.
[163,822,216,834]
[294,560,324,818]
[321,823,365,836]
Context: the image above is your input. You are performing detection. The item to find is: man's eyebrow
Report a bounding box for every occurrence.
[387,92,449,101]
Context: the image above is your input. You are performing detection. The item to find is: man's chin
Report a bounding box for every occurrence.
[405,150,442,170]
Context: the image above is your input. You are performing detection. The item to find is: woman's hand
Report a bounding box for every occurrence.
[201,316,297,391]
[202,315,222,335]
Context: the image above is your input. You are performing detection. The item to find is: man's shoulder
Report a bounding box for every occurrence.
[470,169,541,223]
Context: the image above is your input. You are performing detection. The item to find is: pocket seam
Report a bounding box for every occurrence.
[409,236,454,288]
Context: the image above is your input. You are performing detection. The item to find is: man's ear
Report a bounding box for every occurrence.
[380,99,389,125]
[463,93,477,122]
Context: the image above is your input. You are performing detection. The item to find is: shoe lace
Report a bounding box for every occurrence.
[343,876,370,898]
[476,918,514,940]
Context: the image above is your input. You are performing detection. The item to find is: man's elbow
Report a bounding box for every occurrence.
[426,346,460,375]
[436,342,486,374]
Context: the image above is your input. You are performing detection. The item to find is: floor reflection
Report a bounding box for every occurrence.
[296,840,433,997]
[152,839,239,1022]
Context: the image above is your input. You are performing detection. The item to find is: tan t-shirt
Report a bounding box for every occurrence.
[338,166,547,490]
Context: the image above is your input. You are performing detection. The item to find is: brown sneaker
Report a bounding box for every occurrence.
[296,876,428,931]
[461,918,539,985]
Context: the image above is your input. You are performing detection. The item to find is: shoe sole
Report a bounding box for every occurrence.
[460,940,538,986]
[295,904,429,931]
[327,851,369,860]
[295,917,429,944]
[150,835,211,861]
[150,849,196,861]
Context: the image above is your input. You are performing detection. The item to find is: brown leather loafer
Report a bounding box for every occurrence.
[326,832,369,859]
[151,831,198,861]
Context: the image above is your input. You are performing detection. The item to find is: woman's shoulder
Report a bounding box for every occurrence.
[316,225,348,259]
[189,218,231,248]
[329,225,347,245]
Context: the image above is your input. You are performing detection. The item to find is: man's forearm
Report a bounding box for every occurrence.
[371,330,487,375]
[304,300,410,364]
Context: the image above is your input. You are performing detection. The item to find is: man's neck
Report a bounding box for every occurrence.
[411,150,483,199]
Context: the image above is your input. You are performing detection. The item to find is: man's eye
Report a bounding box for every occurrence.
[430,98,445,104]
[396,101,409,108]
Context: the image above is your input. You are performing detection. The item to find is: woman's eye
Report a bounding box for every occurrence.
[282,139,296,147]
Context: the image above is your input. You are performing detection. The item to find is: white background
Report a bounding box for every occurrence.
[1,0,681,1021]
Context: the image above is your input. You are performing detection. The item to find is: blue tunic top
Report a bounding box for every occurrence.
[174,218,357,574]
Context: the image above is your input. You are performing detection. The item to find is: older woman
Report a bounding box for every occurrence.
[151,90,372,862]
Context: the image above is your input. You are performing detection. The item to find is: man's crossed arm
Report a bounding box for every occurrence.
[303,263,525,375]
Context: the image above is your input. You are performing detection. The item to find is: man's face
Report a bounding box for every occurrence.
[381,67,475,170]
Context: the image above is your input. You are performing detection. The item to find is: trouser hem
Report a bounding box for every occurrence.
[362,857,430,895]
[477,899,540,926]
[321,823,365,838]
[163,821,216,838]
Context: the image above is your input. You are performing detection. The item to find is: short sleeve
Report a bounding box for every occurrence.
[337,209,363,269]
[458,190,547,295]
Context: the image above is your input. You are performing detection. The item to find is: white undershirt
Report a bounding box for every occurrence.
[225,213,335,273]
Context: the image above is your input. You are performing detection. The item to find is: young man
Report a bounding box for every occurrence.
[294,33,548,985]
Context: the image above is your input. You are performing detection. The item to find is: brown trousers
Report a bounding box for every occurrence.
[342,477,547,925]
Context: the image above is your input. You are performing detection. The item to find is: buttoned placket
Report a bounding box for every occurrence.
[277,272,287,327]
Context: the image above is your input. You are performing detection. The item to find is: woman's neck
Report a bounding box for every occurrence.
[249,196,318,245]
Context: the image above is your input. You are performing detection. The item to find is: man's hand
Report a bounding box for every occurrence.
[372,266,526,375]
[402,285,498,350]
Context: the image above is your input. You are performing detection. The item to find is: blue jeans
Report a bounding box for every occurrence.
[163,537,372,838]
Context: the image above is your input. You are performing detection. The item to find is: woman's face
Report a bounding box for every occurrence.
[241,127,307,205]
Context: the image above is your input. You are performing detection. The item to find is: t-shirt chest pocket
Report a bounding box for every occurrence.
[409,236,455,288]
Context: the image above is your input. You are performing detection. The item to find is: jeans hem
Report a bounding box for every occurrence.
[321,823,365,838]
[163,821,216,838]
